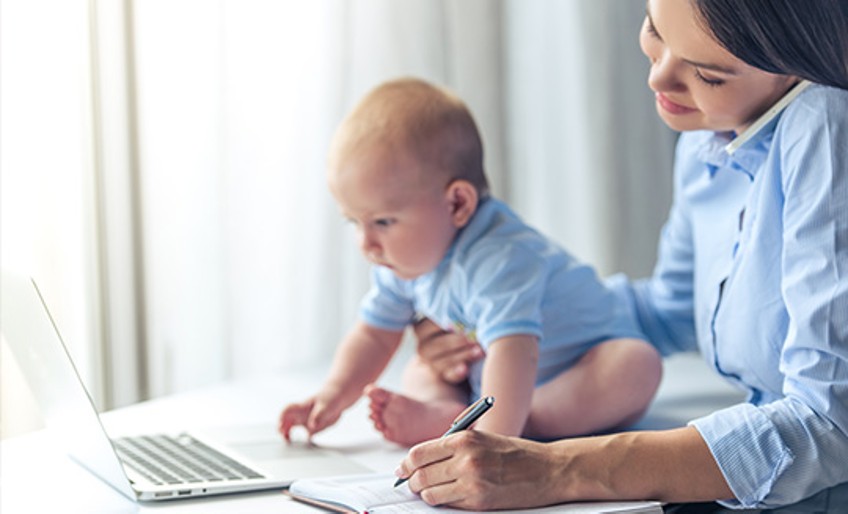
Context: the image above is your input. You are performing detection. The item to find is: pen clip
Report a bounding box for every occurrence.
[450,396,494,428]
[451,399,484,426]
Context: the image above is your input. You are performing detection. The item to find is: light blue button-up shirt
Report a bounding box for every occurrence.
[610,84,848,508]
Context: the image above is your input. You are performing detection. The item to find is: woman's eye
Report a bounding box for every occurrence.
[374,219,394,227]
[695,69,725,87]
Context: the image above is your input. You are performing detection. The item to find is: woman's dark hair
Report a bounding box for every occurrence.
[693,0,848,90]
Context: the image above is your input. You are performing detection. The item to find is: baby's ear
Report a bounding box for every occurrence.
[446,180,478,228]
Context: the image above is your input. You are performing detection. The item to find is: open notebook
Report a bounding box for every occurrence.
[286,473,663,513]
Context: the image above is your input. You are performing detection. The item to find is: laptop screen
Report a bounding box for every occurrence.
[1,271,137,499]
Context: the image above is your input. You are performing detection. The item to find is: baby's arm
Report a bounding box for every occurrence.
[474,334,539,436]
[280,320,403,440]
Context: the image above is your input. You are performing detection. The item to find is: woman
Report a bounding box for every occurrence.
[394,0,848,509]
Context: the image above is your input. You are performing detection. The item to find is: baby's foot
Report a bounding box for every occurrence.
[364,385,465,447]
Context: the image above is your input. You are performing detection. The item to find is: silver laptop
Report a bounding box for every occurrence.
[0,271,368,501]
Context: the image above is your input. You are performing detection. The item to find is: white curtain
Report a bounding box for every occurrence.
[1,0,675,428]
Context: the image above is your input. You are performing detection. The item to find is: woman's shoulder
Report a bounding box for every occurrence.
[778,83,848,132]
[791,83,848,107]
[774,84,848,184]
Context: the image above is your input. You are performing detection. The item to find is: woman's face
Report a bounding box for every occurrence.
[640,0,797,134]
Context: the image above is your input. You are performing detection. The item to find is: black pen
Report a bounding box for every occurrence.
[393,396,495,487]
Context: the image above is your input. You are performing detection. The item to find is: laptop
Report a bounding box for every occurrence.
[0,271,368,501]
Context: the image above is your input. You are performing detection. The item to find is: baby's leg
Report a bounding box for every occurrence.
[523,338,662,439]
[365,356,469,447]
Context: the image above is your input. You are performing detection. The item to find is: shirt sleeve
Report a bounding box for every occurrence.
[461,242,548,347]
[607,133,699,356]
[359,267,415,331]
[692,90,848,508]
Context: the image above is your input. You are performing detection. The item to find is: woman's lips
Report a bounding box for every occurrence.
[656,92,697,115]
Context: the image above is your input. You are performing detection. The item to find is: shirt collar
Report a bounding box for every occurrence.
[695,123,774,180]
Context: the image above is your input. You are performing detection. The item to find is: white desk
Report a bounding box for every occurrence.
[1,353,745,513]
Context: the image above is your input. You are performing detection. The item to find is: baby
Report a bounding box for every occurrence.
[279,77,661,446]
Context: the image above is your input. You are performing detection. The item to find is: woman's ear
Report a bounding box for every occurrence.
[446,180,479,228]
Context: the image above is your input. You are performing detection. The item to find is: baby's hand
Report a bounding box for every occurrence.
[278,394,345,442]
[279,398,315,442]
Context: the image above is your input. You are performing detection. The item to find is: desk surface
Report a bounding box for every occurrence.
[2,352,810,513]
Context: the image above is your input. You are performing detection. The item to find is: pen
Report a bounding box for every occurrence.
[393,396,495,488]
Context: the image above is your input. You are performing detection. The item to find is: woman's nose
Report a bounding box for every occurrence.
[648,50,683,93]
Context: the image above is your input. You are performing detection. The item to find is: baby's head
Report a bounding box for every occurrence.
[327,77,489,280]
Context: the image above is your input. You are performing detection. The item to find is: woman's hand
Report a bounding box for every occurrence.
[396,430,567,511]
[413,318,484,384]
[397,426,736,509]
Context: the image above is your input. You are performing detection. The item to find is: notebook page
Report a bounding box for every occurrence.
[289,473,420,510]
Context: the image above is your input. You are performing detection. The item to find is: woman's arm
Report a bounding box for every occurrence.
[606,132,704,357]
[474,335,538,436]
[397,426,734,510]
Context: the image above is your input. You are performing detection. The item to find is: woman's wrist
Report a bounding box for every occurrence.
[503,437,598,507]
[543,436,624,501]
[544,427,733,504]
[539,429,701,503]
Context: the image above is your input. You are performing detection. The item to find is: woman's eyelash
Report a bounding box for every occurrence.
[694,69,725,87]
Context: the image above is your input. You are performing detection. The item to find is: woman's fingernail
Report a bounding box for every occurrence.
[394,466,404,477]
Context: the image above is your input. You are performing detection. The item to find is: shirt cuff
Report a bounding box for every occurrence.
[689,403,794,509]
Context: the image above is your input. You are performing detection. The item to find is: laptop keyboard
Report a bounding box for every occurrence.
[113,433,266,485]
